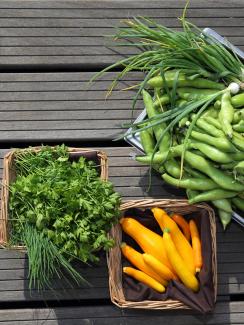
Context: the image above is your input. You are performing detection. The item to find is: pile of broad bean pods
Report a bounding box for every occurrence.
[134,75,244,229]
[93,13,244,228]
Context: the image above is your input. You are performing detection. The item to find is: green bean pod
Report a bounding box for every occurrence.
[148,74,224,89]
[220,162,239,170]
[233,108,244,124]
[190,130,236,152]
[217,209,232,230]
[190,141,234,164]
[162,173,218,191]
[232,197,244,211]
[147,71,185,87]
[232,132,244,151]
[233,120,244,133]
[201,105,219,118]
[142,90,170,154]
[164,158,181,179]
[154,87,164,98]
[214,100,221,109]
[183,164,206,179]
[193,117,224,137]
[170,146,244,192]
[186,189,199,200]
[231,93,244,108]
[154,94,170,107]
[231,152,244,161]
[176,99,188,107]
[136,152,168,164]
[203,116,222,130]
[211,199,233,213]
[177,88,221,101]
[188,189,237,204]
[139,129,156,154]
[234,161,244,175]
[219,91,234,138]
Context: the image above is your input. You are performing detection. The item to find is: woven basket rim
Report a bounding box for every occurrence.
[0,146,108,249]
[107,199,217,310]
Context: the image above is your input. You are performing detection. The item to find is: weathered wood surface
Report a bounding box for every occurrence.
[0,302,243,325]
[0,147,243,305]
[0,72,142,142]
[0,0,242,69]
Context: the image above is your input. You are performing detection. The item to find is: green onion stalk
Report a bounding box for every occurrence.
[91,4,244,175]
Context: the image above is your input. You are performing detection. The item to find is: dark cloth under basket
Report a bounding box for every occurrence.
[107,199,217,313]
[0,146,108,249]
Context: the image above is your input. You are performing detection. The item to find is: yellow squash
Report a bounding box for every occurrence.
[121,242,168,286]
[120,217,174,271]
[152,207,195,274]
[142,253,177,281]
[189,219,203,273]
[123,266,166,293]
[163,229,199,292]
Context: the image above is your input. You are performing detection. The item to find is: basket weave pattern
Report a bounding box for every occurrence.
[0,146,108,249]
[107,199,217,310]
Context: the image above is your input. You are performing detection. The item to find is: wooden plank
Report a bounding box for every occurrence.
[0,27,243,37]
[0,8,243,19]
[0,0,242,9]
[0,1,241,68]
[0,302,243,324]
[0,71,143,142]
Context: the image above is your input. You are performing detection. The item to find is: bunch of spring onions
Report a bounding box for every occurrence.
[92,5,244,228]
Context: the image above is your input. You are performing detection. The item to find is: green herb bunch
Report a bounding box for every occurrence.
[9,145,121,289]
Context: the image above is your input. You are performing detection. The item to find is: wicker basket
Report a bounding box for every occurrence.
[107,199,217,310]
[0,146,108,249]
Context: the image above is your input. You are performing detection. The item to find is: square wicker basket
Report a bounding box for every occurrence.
[0,146,108,248]
[107,199,217,310]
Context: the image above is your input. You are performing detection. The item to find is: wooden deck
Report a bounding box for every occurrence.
[0,0,243,324]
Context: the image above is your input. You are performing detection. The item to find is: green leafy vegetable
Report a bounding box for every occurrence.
[9,145,121,289]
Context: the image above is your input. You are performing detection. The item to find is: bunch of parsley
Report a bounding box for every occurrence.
[9,145,121,289]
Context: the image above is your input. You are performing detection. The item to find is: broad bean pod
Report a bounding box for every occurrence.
[188,189,237,204]
[190,130,236,152]
[142,90,171,154]
[233,109,244,124]
[190,141,236,164]
[220,162,239,170]
[192,116,224,137]
[162,173,219,191]
[232,197,244,211]
[177,88,221,101]
[232,132,244,151]
[183,164,206,179]
[139,129,156,154]
[217,209,232,230]
[211,199,233,213]
[234,161,244,175]
[233,120,244,133]
[231,93,244,108]
[170,146,244,192]
[164,158,181,179]
[136,152,168,164]
[219,91,234,138]
[154,94,170,108]
[186,189,199,200]
[201,106,219,119]
[203,116,222,131]
[148,74,225,90]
